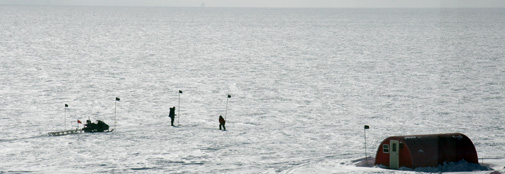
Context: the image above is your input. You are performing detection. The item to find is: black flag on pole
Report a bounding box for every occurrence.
[116,97,120,101]
[65,104,68,107]
[179,90,183,94]
[228,94,231,98]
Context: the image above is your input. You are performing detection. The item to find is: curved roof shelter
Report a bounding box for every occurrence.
[374,133,478,169]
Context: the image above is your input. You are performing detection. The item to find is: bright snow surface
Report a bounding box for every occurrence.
[1,7,504,173]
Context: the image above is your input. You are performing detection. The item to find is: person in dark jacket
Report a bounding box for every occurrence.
[219,115,226,131]
[169,107,176,126]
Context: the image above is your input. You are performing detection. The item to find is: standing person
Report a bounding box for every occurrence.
[169,107,176,126]
[219,115,226,131]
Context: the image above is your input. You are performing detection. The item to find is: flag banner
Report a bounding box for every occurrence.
[65,104,68,107]
[116,97,120,101]
[364,125,370,129]
[78,120,82,124]
[228,94,231,98]
[179,90,183,94]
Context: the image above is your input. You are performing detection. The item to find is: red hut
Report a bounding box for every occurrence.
[374,133,478,169]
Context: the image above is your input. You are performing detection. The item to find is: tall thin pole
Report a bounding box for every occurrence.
[114,100,117,129]
[178,90,182,126]
[364,129,367,165]
[225,94,231,120]
[65,104,68,130]
[364,125,370,166]
[115,97,120,130]
[65,107,66,130]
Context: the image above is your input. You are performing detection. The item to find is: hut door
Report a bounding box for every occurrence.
[389,140,399,169]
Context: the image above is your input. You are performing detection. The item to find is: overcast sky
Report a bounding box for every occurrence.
[1,0,505,8]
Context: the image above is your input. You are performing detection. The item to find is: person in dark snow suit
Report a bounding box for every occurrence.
[219,115,226,131]
[169,107,176,126]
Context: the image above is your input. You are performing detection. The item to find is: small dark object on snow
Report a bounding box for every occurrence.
[82,120,110,132]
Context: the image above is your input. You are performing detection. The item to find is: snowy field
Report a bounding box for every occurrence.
[1,7,504,173]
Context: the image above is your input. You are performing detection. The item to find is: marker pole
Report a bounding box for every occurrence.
[225,94,231,120]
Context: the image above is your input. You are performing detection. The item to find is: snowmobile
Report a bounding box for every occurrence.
[48,120,113,136]
[82,120,112,133]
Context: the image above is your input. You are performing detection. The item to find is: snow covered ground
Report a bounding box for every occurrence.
[1,7,504,173]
